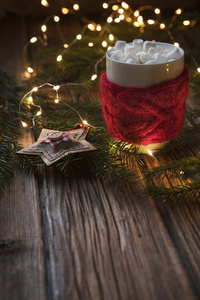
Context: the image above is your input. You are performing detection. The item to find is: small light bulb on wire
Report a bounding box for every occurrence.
[28,96,33,102]
[41,0,49,7]
[154,8,160,14]
[175,8,182,15]
[197,67,200,73]
[41,25,47,32]
[147,149,153,156]
[102,2,108,9]
[107,16,113,23]
[27,67,34,73]
[22,121,28,127]
[134,10,140,17]
[36,110,42,116]
[91,74,97,81]
[183,20,190,26]
[32,87,38,92]
[137,15,143,23]
[83,120,89,125]
[62,7,69,14]
[174,42,179,47]
[63,43,69,48]
[96,25,102,31]
[118,8,124,14]
[54,16,60,22]
[30,37,37,43]
[114,18,120,23]
[54,99,59,103]
[88,42,94,47]
[53,85,60,91]
[121,2,129,9]
[88,23,95,31]
[112,5,119,11]
[57,55,62,62]
[119,14,125,20]
[73,4,79,10]
[160,23,165,29]
[102,41,107,47]
[147,19,155,25]
[76,34,82,40]
[109,34,114,41]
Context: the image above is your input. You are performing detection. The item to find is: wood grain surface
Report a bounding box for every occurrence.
[0,13,200,300]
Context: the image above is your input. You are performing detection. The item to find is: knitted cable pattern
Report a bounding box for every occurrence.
[101,65,189,145]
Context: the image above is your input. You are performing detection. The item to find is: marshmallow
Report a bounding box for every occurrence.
[145,60,157,64]
[124,53,138,62]
[162,48,170,55]
[110,53,123,61]
[156,45,163,53]
[143,41,157,52]
[124,45,137,56]
[153,53,168,63]
[148,47,158,57]
[139,53,152,64]
[167,47,181,60]
[115,40,126,51]
[133,39,143,52]
[126,58,138,64]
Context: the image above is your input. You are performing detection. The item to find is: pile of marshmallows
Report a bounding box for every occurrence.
[109,39,182,64]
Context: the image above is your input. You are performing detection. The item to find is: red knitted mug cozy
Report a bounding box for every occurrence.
[101,65,189,145]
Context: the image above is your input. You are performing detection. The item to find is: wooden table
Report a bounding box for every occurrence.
[0,13,200,300]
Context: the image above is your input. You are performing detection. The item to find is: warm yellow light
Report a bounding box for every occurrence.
[91,74,97,81]
[112,5,119,11]
[76,34,82,40]
[102,41,107,47]
[54,16,60,22]
[88,42,94,47]
[54,99,59,103]
[41,25,47,32]
[197,67,200,73]
[119,14,125,20]
[147,149,153,156]
[32,87,38,92]
[102,2,108,9]
[121,2,129,9]
[160,23,165,29]
[41,0,49,7]
[183,20,190,26]
[27,67,34,73]
[137,15,143,23]
[73,4,79,10]
[174,42,179,47]
[147,19,155,25]
[118,8,124,14]
[96,24,102,31]
[62,7,69,14]
[53,85,60,91]
[154,8,160,14]
[83,120,89,125]
[114,18,120,23]
[57,55,62,62]
[126,17,132,22]
[107,46,112,50]
[133,21,140,27]
[28,96,33,102]
[175,8,182,15]
[109,34,114,41]
[107,16,113,23]
[63,43,69,48]
[22,121,28,127]
[30,37,37,43]
[134,10,140,17]
[36,111,42,116]
[88,23,95,31]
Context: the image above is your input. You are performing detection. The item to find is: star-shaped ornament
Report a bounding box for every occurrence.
[17,124,96,166]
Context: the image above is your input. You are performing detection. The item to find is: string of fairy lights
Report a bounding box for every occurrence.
[20,0,200,157]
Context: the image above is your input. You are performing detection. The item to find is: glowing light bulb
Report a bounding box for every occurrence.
[107,16,113,23]
[27,67,34,73]
[118,8,124,14]
[102,2,108,9]
[91,74,97,81]
[175,8,182,15]
[147,149,153,156]
[121,2,129,9]
[119,14,125,20]
[54,16,60,22]
[102,41,107,47]
[62,7,69,14]
[54,99,59,103]
[41,25,47,32]
[154,8,160,14]
[36,111,42,116]
[76,34,82,40]
[134,10,139,17]
[73,4,79,10]
[57,55,62,62]
[53,85,60,91]
[147,19,155,25]
[30,37,37,43]
[197,67,200,73]
[88,23,95,31]
[160,23,165,29]
[112,5,119,11]
[109,34,114,41]
[28,96,33,102]
[22,121,28,127]
[137,15,143,23]
[32,87,38,92]
[133,22,140,27]
[114,18,120,23]
[126,17,132,22]
[83,120,89,125]
[183,20,190,26]
[63,43,69,48]
[88,42,94,47]
[96,25,102,31]
[174,42,179,47]
[41,0,49,7]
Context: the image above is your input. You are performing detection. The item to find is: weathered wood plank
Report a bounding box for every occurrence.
[0,130,47,300]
